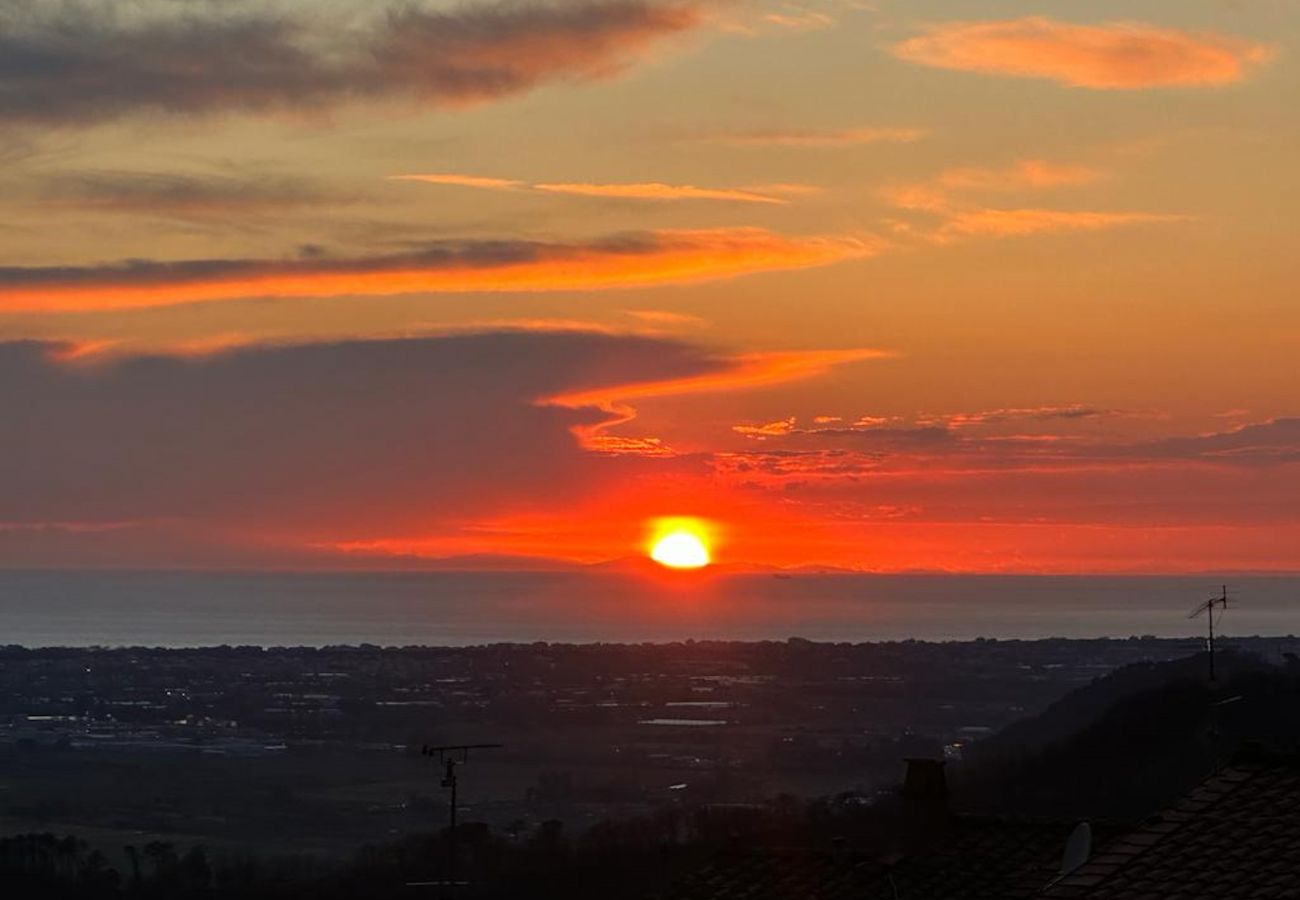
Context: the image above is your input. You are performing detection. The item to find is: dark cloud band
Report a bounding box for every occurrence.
[0,332,713,533]
[0,1,701,126]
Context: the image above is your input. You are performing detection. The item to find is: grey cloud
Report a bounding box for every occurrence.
[0,232,652,288]
[0,331,713,540]
[727,415,1300,470]
[1123,418,1300,465]
[34,169,348,217]
[804,424,955,445]
[929,404,1116,428]
[0,1,701,126]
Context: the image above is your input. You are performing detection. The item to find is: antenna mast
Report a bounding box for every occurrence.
[1188,585,1230,684]
[416,743,503,892]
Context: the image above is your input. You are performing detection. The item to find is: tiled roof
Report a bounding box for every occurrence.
[864,818,1090,900]
[667,757,1300,900]
[666,818,1087,900]
[1043,758,1300,900]
[666,847,885,900]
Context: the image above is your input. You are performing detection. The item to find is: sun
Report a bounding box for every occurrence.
[651,532,710,569]
[647,517,714,570]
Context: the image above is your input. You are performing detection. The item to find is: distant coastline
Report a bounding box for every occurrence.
[0,570,1295,649]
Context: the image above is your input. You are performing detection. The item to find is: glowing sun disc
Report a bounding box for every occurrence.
[650,531,711,569]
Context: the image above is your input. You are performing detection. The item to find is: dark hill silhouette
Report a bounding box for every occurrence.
[970,649,1271,756]
[955,650,1300,820]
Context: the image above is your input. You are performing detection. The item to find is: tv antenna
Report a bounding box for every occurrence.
[411,743,503,892]
[1043,821,1093,890]
[1188,585,1231,684]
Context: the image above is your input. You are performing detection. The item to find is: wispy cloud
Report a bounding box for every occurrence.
[0,0,705,126]
[728,411,1300,471]
[0,228,877,313]
[935,208,1187,240]
[700,127,926,147]
[883,158,1187,242]
[710,1,838,38]
[919,405,1128,429]
[730,406,1150,448]
[891,17,1274,89]
[625,309,709,328]
[391,174,525,191]
[34,169,347,218]
[393,173,792,204]
[935,160,1103,191]
[761,6,835,32]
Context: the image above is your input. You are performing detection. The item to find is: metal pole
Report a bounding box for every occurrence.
[1208,589,1217,684]
[417,743,501,892]
[447,759,458,888]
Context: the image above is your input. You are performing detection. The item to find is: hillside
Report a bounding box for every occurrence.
[956,650,1300,819]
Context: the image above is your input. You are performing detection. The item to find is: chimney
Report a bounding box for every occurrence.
[902,758,949,847]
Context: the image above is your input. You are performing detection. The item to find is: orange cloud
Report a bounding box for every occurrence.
[733,417,798,438]
[580,435,679,456]
[937,208,1188,240]
[546,348,891,451]
[533,181,786,204]
[42,339,120,362]
[750,183,825,196]
[389,174,524,190]
[625,309,709,328]
[0,228,876,313]
[394,172,792,204]
[704,127,925,146]
[892,17,1274,89]
[937,160,1103,191]
[883,158,1103,213]
[548,348,890,410]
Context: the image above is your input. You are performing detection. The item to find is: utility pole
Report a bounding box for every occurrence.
[415,743,503,893]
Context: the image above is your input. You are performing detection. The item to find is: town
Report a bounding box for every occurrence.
[3,636,1296,858]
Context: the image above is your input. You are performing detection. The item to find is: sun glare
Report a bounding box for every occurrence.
[647,518,714,570]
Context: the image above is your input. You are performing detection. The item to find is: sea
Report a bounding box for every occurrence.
[0,570,1296,648]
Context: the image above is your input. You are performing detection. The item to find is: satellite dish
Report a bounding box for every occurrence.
[1059,821,1092,876]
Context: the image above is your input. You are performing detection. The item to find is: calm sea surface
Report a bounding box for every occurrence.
[0,570,1295,648]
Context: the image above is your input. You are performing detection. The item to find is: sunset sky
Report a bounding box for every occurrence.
[3,0,1297,573]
